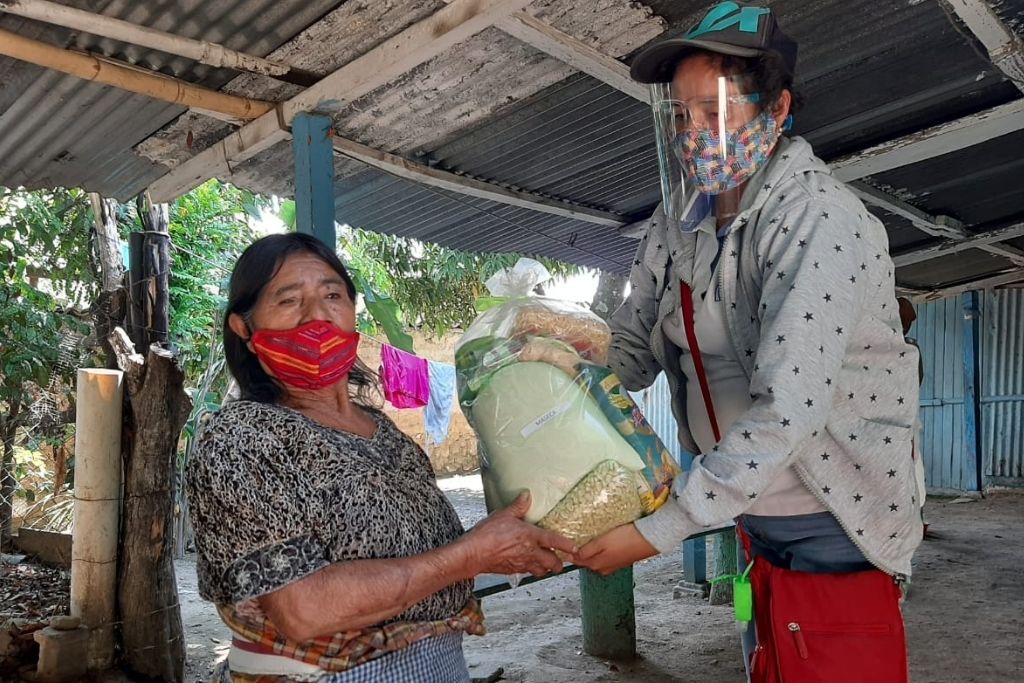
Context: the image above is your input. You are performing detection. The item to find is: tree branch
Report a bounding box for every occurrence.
[109,326,145,393]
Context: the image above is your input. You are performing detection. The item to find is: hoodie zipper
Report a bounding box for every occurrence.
[715,206,902,579]
[790,463,899,578]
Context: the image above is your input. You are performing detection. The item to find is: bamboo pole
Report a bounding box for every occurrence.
[0,27,275,120]
[0,0,320,86]
[70,368,123,671]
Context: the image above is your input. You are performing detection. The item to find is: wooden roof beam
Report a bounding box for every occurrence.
[0,27,274,121]
[0,0,320,86]
[911,269,1024,302]
[851,182,1024,267]
[830,99,1024,182]
[893,221,1024,268]
[941,0,1024,90]
[148,0,536,203]
[495,12,649,102]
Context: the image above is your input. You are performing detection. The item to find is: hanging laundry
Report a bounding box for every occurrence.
[380,344,430,409]
[424,361,456,446]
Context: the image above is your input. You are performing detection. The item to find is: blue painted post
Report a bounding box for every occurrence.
[676,449,707,586]
[962,291,984,491]
[291,112,335,248]
[682,537,707,584]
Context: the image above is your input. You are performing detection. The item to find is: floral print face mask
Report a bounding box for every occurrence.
[676,110,781,195]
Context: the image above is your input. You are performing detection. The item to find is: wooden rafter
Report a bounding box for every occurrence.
[893,222,1024,268]
[148,0,536,203]
[495,12,648,102]
[851,182,1024,267]
[912,269,1024,302]
[830,99,1024,182]
[0,0,319,86]
[941,0,1024,90]
[0,27,274,120]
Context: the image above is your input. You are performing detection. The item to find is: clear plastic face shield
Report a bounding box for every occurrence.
[650,71,776,226]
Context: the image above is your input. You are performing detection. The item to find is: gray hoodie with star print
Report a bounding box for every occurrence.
[608,136,923,577]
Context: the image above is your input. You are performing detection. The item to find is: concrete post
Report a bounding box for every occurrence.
[70,368,123,670]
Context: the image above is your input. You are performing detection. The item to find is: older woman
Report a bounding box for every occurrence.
[575,3,922,681]
[186,233,573,682]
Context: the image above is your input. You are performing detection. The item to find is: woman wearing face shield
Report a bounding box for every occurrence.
[184,233,574,682]
[574,3,921,680]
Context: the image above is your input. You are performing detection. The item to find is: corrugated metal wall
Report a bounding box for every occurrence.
[911,295,973,491]
[982,289,1024,485]
[631,373,695,469]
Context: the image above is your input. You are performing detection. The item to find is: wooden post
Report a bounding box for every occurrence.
[114,194,186,681]
[291,112,336,248]
[138,195,170,346]
[579,567,636,660]
[127,231,146,354]
[111,328,189,682]
[88,194,127,369]
[127,197,171,353]
[962,291,984,491]
[708,529,737,605]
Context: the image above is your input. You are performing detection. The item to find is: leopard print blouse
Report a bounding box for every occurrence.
[185,400,473,625]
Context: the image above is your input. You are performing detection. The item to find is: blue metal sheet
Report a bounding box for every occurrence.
[981,289,1024,485]
[910,295,970,491]
[630,372,692,469]
[913,288,1024,491]
[962,292,983,491]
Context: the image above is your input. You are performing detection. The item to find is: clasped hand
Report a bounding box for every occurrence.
[462,493,657,578]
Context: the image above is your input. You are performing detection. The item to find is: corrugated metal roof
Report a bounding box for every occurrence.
[0,0,344,198]
[332,169,637,273]
[0,0,1022,291]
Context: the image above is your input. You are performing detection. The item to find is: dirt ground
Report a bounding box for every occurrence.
[175,483,1024,683]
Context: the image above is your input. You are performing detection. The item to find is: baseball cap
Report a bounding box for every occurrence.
[630,1,798,84]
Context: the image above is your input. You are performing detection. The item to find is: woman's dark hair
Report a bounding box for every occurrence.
[705,51,804,119]
[223,232,379,406]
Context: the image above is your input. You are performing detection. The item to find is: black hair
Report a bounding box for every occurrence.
[223,232,379,406]
[692,51,804,118]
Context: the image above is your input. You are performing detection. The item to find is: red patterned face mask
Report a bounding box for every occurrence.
[250,320,360,390]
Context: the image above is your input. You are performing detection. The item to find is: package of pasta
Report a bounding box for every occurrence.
[456,259,681,546]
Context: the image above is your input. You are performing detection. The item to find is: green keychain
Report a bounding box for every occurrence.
[733,560,754,622]
[710,560,755,623]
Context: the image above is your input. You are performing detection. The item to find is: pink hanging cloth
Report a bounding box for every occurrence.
[380,344,430,409]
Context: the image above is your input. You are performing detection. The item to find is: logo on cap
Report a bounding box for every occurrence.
[685,2,770,39]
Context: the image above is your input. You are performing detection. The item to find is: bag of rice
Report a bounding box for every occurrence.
[456,260,680,546]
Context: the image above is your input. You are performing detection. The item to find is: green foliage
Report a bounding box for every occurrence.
[0,187,94,420]
[275,200,584,346]
[166,180,261,379]
[340,227,582,338]
[1,188,94,541]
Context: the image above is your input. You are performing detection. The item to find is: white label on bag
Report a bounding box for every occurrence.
[521,400,572,439]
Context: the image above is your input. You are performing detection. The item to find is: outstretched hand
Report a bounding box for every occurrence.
[573,523,658,576]
[461,493,576,578]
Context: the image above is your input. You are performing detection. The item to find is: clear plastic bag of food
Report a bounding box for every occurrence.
[457,261,681,547]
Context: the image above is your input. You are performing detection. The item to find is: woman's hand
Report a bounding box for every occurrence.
[459,493,576,578]
[573,523,658,575]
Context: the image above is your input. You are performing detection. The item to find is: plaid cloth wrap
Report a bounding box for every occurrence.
[215,597,485,682]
